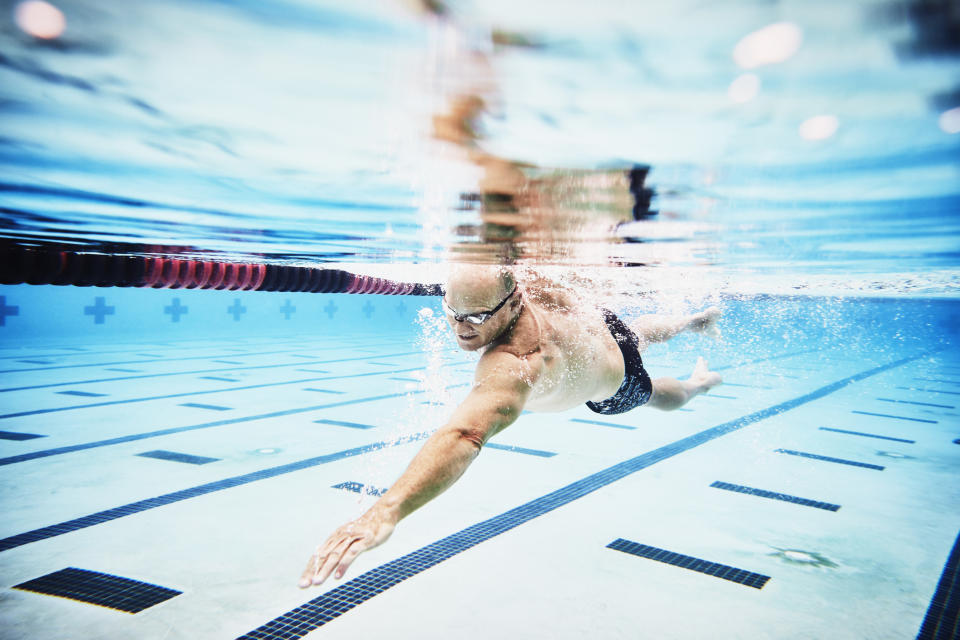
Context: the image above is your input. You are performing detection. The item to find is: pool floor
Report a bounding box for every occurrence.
[0,320,958,639]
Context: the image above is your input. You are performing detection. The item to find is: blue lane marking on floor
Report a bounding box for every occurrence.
[852,410,938,424]
[55,390,108,397]
[712,348,820,371]
[703,394,738,399]
[315,419,375,430]
[212,360,243,365]
[179,402,233,411]
[0,348,416,375]
[915,529,960,640]
[0,352,437,393]
[485,443,556,458]
[878,397,955,409]
[18,360,54,364]
[0,367,434,422]
[774,449,885,470]
[389,377,421,382]
[710,481,840,511]
[0,433,431,552]
[721,382,773,389]
[569,418,636,430]
[297,369,331,374]
[0,392,419,467]
[136,450,220,465]
[896,386,960,396]
[332,481,386,497]
[304,388,345,394]
[606,538,771,589]
[0,430,45,441]
[13,567,182,613]
[819,427,915,443]
[367,362,395,366]
[237,352,927,639]
[200,376,239,382]
[913,378,960,385]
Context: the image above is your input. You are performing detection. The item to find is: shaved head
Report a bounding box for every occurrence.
[444,264,515,311]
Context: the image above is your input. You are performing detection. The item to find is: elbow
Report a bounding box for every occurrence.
[454,427,486,452]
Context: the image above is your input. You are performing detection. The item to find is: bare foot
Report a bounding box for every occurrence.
[689,306,722,339]
[690,356,722,390]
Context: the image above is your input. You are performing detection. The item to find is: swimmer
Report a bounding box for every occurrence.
[299,265,722,588]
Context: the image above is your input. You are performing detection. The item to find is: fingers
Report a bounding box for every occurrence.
[298,534,365,588]
[334,539,365,580]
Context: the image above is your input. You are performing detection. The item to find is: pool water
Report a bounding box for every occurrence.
[2,0,960,637]
[0,287,957,639]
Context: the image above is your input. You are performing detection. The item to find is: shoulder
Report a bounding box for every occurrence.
[475,343,543,390]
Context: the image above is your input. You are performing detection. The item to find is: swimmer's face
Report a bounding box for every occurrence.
[443,276,520,351]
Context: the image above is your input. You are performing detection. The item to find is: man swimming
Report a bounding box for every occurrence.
[299,265,722,588]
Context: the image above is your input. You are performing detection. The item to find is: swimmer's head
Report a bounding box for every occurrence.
[442,264,521,351]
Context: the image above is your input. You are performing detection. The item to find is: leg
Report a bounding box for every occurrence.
[647,357,722,411]
[629,306,721,350]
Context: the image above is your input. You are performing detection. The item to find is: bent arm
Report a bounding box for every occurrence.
[300,350,538,587]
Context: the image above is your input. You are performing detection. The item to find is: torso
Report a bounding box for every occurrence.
[481,287,625,413]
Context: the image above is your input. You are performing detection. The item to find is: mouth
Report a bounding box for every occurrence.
[458,333,478,341]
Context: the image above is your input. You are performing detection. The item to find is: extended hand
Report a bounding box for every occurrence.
[299,508,396,588]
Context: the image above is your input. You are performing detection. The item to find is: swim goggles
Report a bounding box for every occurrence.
[441,285,518,325]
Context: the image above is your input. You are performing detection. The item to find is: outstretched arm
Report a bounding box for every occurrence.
[299,350,537,588]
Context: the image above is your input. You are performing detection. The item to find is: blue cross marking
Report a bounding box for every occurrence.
[0,296,19,327]
[395,301,406,316]
[84,297,115,324]
[280,299,296,320]
[323,300,338,319]
[362,301,375,319]
[164,298,188,322]
[228,299,247,321]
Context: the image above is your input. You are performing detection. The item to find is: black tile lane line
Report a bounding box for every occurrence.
[0,350,436,392]
[0,430,44,441]
[13,567,182,613]
[136,450,220,465]
[333,481,386,496]
[0,391,420,468]
[0,348,342,374]
[179,403,232,411]
[913,378,960,385]
[314,419,376,430]
[722,382,774,389]
[235,352,928,639]
[916,529,960,640]
[484,443,556,457]
[0,363,455,420]
[0,432,432,552]
[55,390,108,397]
[818,427,916,443]
[774,449,885,470]
[606,539,771,589]
[569,418,637,430]
[710,481,840,511]
[878,398,955,409]
[896,387,960,396]
[851,410,938,424]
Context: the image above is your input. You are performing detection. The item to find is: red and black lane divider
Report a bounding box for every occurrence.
[0,244,441,295]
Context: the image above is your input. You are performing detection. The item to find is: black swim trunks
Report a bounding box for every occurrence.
[586,309,653,415]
